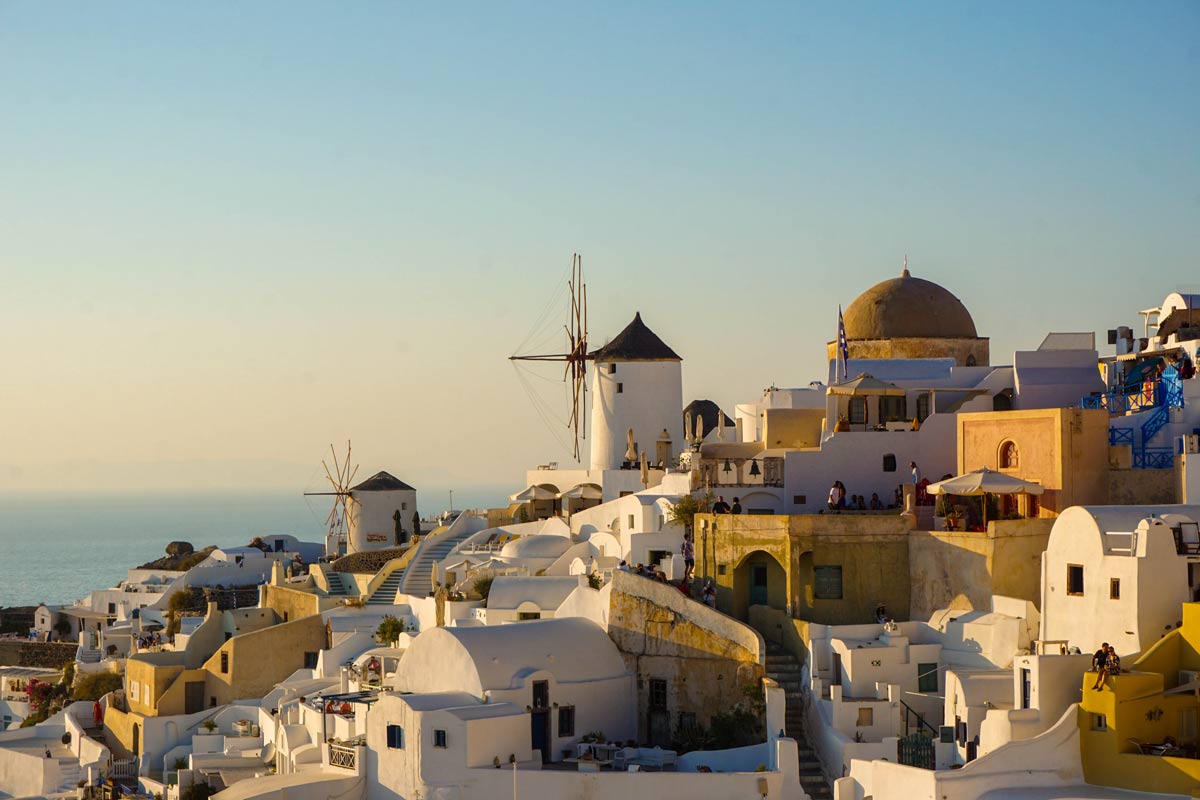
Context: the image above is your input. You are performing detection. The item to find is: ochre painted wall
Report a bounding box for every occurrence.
[826,337,989,368]
[763,408,825,449]
[203,614,327,708]
[263,584,325,622]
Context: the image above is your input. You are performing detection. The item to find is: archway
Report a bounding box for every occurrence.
[732,550,787,621]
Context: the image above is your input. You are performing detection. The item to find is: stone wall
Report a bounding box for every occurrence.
[1108,467,1176,505]
[0,641,76,669]
[607,572,764,746]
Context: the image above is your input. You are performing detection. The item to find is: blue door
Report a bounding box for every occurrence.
[750,565,769,606]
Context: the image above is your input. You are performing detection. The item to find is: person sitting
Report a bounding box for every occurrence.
[1092,646,1120,691]
[1091,642,1109,673]
[730,497,742,514]
[869,493,884,510]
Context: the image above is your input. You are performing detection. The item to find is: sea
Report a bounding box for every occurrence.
[0,489,505,608]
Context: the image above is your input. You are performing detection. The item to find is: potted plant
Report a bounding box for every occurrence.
[200,719,218,735]
[944,510,961,531]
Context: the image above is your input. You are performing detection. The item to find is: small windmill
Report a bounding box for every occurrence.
[304,441,359,546]
[509,254,591,461]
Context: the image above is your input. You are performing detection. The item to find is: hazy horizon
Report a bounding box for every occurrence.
[2,2,1196,494]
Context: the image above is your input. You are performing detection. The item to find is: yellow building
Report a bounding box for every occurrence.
[1078,601,1200,795]
[957,408,1111,517]
[827,268,989,368]
[105,602,326,757]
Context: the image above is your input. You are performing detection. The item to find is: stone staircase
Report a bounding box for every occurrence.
[325,572,347,596]
[765,642,831,800]
[366,570,405,606]
[78,649,102,664]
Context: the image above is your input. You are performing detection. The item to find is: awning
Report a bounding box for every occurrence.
[508,485,557,502]
[828,373,906,397]
[927,468,1045,497]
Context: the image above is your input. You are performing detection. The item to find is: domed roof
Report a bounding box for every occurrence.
[843,269,977,340]
[499,534,573,560]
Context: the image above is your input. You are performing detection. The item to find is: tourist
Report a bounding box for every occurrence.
[712,496,731,514]
[680,534,695,581]
[828,482,840,511]
[730,497,742,515]
[910,461,922,485]
[618,560,629,572]
[1092,645,1120,691]
[1091,642,1109,673]
[869,493,883,510]
[702,580,717,608]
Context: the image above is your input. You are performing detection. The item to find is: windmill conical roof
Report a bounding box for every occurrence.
[590,312,681,362]
[351,471,416,492]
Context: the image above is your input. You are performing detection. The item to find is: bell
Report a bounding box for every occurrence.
[749,459,761,477]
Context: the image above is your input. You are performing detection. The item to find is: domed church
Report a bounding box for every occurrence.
[827,266,990,367]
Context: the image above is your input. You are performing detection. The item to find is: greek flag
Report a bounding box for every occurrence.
[837,305,849,382]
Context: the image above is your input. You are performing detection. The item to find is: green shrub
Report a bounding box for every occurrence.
[473,576,495,603]
[376,615,406,644]
[72,672,123,701]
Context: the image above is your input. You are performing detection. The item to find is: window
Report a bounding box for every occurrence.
[793,495,806,505]
[386,725,404,749]
[678,711,696,730]
[999,441,1019,469]
[966,354,977,367]
[304,651,319,669]
[1091,713,1107,731]
[1110,578,1120,600]
[558,706,575,737]
[916,393,931,422]
[1067,565,1084,596]
[129,681,139,702]
[2,715,10,728]
[848,397,867,425]
[220,652,229,674]
[616,382,623,394]
[401,502,407,511]
[857,707,873,727]
[108,602,116,614]
[518,612,541,621]
[881,396,907,422]
[532,680,549,709]
[882,454,897,472]
[433,729,447,748]
[717,564,727,575]
[628,514,635,529]
[608,364,616,374]
[649,679,668,710]
[813,565,844,600]
[917,663,938,693]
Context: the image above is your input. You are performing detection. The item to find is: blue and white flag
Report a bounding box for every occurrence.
[837,305,849,382]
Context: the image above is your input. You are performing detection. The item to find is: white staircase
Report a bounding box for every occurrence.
[398,513,485,598]
[325,572,347,596]
[78,649,102,664]
[366,571,405,606]
[56,758,82,793]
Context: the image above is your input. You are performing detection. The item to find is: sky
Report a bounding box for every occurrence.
[1,2,1197,499]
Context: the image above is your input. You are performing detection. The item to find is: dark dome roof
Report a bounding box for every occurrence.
[843,270,978,340]
[351,471,415,492]
[683,400,733,434]
[591,312,681,362]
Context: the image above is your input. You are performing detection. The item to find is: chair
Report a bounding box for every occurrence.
[612,748,635,771]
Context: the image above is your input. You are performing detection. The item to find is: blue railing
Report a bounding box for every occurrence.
[1134,448,1174,470]
[1109,428,1134,446]
[1081,384,1159,415]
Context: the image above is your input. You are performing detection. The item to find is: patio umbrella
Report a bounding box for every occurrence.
[926,467,1044,526]
[508,485,556,502]
[625,428,637,462]
[827,373,906,396]
[640,450,649,488]
[558,483,602,500]
[926,468,1045,497]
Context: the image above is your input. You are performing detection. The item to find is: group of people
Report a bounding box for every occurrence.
[136,630,163,650]
[711,496,742,514]
[1090,642,1122,690]
[828,481,886,511]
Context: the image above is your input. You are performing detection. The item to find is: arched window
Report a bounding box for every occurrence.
[966,354,977,367]
[999,441,1019,469]
[993,392,1013,412]
[848,397,867,425]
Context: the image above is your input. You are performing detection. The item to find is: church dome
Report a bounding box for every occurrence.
[843,269,978,340]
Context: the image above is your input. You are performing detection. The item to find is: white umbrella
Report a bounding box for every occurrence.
[558,483,602,500]
[717,412,725,441]
[694,415,704,445]
[625,428,637,462]
[509,485,557,502]
[684,412,693,444]
[640,450,650,488]
[927,467,1044,526]
[927,468,1045,497]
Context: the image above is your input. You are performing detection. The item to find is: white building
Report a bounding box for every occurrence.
[473,575,587,624]
[1041,504,1200,656]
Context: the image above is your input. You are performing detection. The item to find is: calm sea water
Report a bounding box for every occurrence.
[0,489,503,608]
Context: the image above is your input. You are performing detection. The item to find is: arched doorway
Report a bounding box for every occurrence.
[131,722,140,755]
[732,550,787,620]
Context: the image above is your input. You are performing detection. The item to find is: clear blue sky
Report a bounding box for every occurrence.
[1,2,1197,495]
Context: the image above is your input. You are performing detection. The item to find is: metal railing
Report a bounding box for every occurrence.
[328,743,357,770]
[1109,428,1134,446]
[1133,448,1174,469]
[899,699,938,738]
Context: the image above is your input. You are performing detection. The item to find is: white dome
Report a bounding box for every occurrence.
[499,535,573,560]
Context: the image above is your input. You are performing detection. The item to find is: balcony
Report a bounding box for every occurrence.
[328,741,359,771]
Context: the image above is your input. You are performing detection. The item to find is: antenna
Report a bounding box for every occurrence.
[510,253,591,461]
